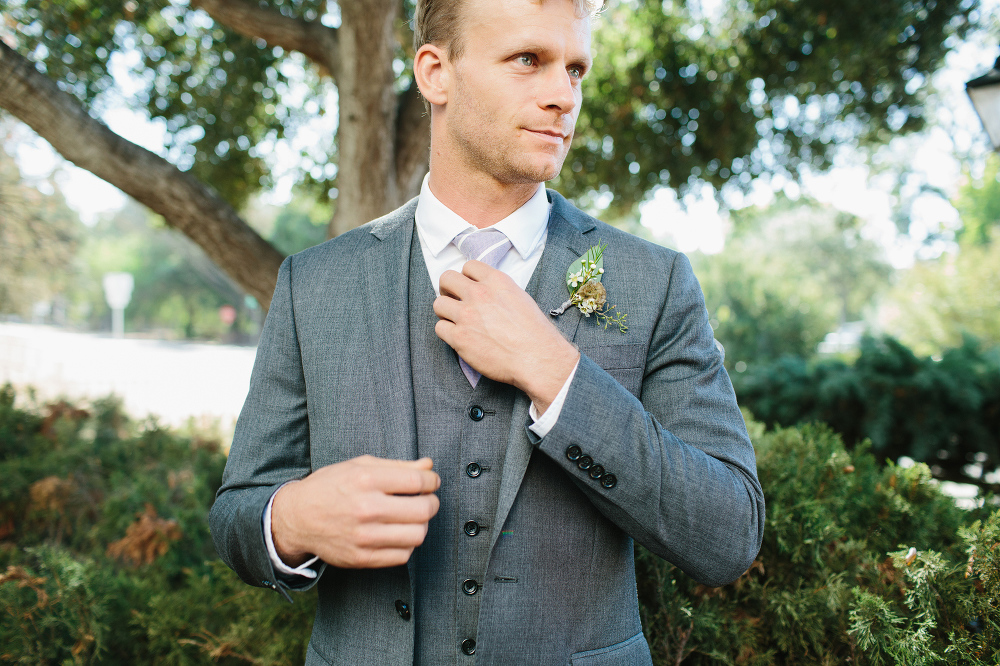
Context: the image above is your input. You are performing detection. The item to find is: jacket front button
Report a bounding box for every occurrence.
[466,462,482,478]
[461,639,477,655]
[462,579,479,595]
[394,599,411,620]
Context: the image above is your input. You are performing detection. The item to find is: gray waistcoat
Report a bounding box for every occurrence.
[407,236,538,664]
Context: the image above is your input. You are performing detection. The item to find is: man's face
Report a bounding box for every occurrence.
[442,0,592,186]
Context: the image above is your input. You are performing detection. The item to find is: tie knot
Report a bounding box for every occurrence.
[452,228,513,269]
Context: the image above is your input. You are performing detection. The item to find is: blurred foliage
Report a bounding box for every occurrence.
[954,153,1000,247]
[879,228,1000,356]
[732,335,1000,486]
[0,0,978,223]
[5,386,1000,663]
[558,0,977,217]
[0,384,316,664]
[691,197,892,369]
[639,420,1000,664]
[264,194,332,256]
[0,142,82,321]
[0,147,330,339]
[78,201,261,341]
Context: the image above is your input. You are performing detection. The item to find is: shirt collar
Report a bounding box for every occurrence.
[414,174,549,260]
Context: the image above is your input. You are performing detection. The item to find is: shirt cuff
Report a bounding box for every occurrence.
[263,482,320,579]
[528,358,579,438]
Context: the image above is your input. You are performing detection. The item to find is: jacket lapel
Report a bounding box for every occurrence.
[362,202,420,463]
[490,191,597,552]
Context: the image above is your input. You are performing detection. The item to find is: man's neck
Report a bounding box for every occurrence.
[427,168,542,229]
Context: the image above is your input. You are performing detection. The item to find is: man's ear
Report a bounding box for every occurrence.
[414,43,450,107]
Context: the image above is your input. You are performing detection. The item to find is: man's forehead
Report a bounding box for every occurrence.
[459,0,591,27]
[458,0,593,48]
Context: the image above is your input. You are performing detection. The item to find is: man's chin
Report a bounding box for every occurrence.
[504,158,566,185]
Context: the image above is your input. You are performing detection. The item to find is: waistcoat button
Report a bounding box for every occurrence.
[462,579,479,595]
[466,462,482,478]
[464,520,480,536]
[461,639,477,655]
[565,445,582,461]
[469,405,485,421]
[394,599,411,620]
[577,455,593,470]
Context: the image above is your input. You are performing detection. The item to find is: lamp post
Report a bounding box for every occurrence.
[102,272,134,338]
[967,56,1000,150]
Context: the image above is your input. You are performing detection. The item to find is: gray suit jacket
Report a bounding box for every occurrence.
[210,191,764,665]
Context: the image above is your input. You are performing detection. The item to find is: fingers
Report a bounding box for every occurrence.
[354,493,441,525]
[332,455,440,495]
[433,294,462,323]
[342,547,420,570]
[438,269,469,300]
[460,259,495,281]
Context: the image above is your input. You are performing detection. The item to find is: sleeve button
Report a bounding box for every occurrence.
[600,473,617,489]
[565,445,582,461]
[588,464,604,480]
[577,455,593,471]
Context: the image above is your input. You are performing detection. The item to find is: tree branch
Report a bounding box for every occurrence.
[191,0,339,79]
[0,41,284,309]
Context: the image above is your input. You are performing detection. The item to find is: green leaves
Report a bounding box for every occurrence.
[565,242,605,296]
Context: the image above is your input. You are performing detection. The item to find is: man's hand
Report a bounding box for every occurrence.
[271,455,441,569]
[434,260,579,413]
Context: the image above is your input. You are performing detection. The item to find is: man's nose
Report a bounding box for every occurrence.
[540,66,578,114]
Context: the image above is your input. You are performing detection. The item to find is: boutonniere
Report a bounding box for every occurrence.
[550,242,628,332]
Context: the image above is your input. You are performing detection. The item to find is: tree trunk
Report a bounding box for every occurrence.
[0,41,284,310]
[195,0,429,237]
[332,0,410,236]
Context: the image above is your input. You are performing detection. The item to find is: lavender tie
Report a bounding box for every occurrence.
[452,228,513,387]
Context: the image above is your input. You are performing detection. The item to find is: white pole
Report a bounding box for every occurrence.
[112,307,125,338]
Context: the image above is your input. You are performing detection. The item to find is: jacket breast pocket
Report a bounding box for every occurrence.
[570,631,652,665]
[579,342,646,398]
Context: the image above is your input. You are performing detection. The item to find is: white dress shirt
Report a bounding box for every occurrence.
[264,176,578,578]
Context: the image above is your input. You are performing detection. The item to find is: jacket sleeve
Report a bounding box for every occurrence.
[209,255,325,597]
[530,252,764,587]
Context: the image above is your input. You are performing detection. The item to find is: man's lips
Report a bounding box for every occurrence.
[524,128,569,144]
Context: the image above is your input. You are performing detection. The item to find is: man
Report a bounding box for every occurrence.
[210,0,764,663]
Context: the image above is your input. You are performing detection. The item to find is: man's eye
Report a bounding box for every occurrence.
[568,66,584,79]
[517,55,534,67]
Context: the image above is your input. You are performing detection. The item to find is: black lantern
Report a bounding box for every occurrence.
[967,56,1000,150]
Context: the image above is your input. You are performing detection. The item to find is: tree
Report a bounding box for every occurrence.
[79,201,262,340]
[693,196,892,369]
[879,230,1000,354]
[954,152,1000,247]
[0,0,976,307]
[0,137,81,321]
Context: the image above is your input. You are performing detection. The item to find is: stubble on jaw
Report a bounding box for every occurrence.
[446,68,572,187]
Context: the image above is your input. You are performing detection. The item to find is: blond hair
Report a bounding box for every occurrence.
[414,0,603,59]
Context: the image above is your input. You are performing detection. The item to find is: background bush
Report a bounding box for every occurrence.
[732,335,1000,487]
[2,385,999,664]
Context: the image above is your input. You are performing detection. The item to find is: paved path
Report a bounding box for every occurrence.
[0,323,256,428]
